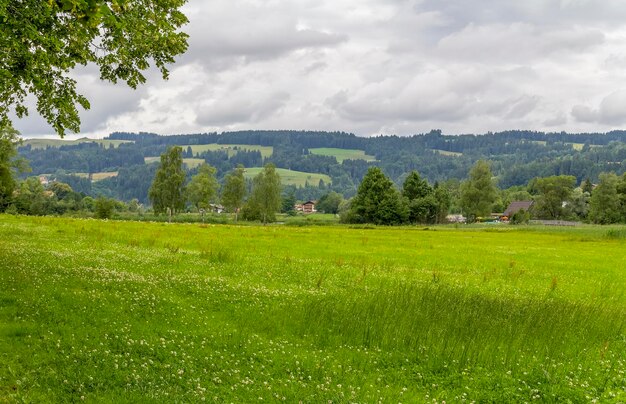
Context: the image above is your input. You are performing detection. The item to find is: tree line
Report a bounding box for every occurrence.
[4,128,626,225]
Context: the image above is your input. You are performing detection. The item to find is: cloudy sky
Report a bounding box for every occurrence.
[14,0,626,138]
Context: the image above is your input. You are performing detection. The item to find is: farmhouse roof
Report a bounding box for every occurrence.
[303,201,316,205]
[504,201,534,217]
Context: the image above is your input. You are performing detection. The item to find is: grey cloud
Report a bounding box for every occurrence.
[437,23,604,63]
[572,90,626,125]
[506,95,540,119]
[195,92,290,127]
[417,0,626,27]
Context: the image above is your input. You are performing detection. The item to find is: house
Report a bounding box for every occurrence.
[503,201,534,219]
[302,201,316,214]
[209,203,224,214]
[446,214,466,223]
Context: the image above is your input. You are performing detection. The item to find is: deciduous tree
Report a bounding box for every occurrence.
[460,160,497,222]
[347,167,408,225]
[0,127,27,211]
[242,164,282,224]
[530,175,576,220]
[589,173,621,224]
[1,0,188,136]
[221,165,246,222]
[186,164,218,211]
[148,146,186,217]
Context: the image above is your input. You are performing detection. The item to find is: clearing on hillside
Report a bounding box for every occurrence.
[144,157,206,169]
[22,138,133,149]
[244,167,332,187]
[182,144,273,158]
[308,148,376,163]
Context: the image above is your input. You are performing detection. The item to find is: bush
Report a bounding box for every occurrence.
[94,196,116,219]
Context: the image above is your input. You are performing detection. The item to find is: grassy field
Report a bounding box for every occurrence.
[244,167,332,187]
[75,172,119,182]
[432,149,463,157]
[23,138,133,150]
[182,144,274,159]
[144,157,206,169]
[1,216,625,402]
[309,148,376,163]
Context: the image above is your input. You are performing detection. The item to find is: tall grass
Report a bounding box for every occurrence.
[1,215,625,402]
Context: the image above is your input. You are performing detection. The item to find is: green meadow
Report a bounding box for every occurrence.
[144,157,206,169]
[1,216,625,402]
[23,138,133,150]
[243,167,332,187]
[308,148,376,163]
[182,144,274,159]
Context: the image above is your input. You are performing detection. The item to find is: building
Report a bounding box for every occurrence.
[301,201,316,214]
[503,201,534,219]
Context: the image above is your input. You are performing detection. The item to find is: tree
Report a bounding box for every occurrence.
[589,173,621,224]
[531,175,576,220]
[317,191,343,214]
[186,164,218,211]
[281,190,297,215]
[0,127,27,211]
[402,171,432,200]
[221,165,246,222]
[460,160,497,222]
[148,146,186,217]
[347,167,408,225]
[242,164,282,224]
[1,0,188,137]
[94,196,116,219]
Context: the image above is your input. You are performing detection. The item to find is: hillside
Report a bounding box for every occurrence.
[17,130,626,203]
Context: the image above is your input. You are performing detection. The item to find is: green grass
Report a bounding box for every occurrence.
[244,167,332,187]
[432,149,463,157]
[309,148,376,163]
[23,138,133,149]
[182,144,274,158]
[1,216,625,402]
[566,142,603,151]
[144,157,205,169]
[74,172,119,182]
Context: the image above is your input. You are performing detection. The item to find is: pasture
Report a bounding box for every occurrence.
[0,216,625,402]
[144,157,206,169]
[243,167,332,187]
[182,144,274,159]
[432,149,463,157]
[308,148,376,163]
[22,138,133,150]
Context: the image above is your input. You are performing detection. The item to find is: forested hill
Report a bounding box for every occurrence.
[18,129,626,203]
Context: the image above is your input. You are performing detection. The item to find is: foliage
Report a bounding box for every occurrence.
[347,167,408,225]
[242,163,282,223]
[0,126,28,211]
[316,191,343,214]
[221,165,246,221]
[0,0,188,137]
[460,160,497,222]
[149,146,186,215]
[186,163,218,211]
[509,209,531,224]
[530,175,576,220]
[589,173,622,224]
[402,171,432,200]
[94,196,116,219]
[281,189,297,215]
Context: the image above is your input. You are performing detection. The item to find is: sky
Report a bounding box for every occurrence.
[14,0,626,138]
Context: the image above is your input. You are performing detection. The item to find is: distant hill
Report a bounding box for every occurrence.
[17,129,626,203]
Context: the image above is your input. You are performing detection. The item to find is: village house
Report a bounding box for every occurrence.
[301,201,316,214]
[502,201,534,220]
